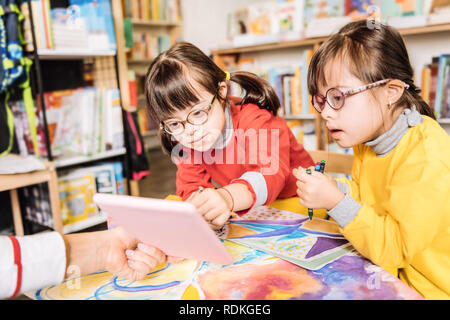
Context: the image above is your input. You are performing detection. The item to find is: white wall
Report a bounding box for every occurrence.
[181,0,262,55]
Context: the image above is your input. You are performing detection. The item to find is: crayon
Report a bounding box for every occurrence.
[306,168,313,220]
[320,160,326,173]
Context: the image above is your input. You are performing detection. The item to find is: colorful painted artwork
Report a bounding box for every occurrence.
[227,216,354,270]
[26,206,423,300]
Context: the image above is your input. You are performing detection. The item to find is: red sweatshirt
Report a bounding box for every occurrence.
[174,99,314,211]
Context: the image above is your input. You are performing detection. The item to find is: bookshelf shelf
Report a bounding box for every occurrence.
[211,23,450,56]
[131,19,181,27]
[54,148,127,169]
[128,58,154,64]
[63,211,108,234]
[283,114,316,120]
[37,49,116,59]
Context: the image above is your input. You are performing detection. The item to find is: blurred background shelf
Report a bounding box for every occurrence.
[53,148,127,169]
[37,49,116,59]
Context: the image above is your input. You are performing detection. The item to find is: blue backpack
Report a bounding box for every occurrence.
[0,0,36,157]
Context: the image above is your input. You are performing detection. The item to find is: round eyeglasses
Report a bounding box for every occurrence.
[160,92,217,135]
[311,79,401,113]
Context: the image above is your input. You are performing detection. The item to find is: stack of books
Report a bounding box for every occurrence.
[24,0,117,52]
[58,161,125,227]
[224,50,316,118]
[123,0,182,22]
[129,33,173,60]
[421,54,450,120]
[36,88,124,158]
[224,0,450,48]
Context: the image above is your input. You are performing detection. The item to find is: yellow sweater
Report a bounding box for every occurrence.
[338,116,450,300]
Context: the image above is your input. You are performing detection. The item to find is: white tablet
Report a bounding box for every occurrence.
[93,193,233,265]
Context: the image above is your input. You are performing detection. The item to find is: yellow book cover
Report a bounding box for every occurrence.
[305,49,315,114]
[152,0,160,20]
[292,66,302,115]
[131,0,140,19]
[59,174,98,225]
[421,66,431,104]
[143,0,150,20]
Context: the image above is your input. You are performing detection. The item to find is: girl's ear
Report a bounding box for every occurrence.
[384,79,406,105]
[218,81,228,99]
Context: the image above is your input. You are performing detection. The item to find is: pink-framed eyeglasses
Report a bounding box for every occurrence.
[311,79,410,113]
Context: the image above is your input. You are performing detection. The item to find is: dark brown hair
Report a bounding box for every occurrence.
[145,42,281,153]
[308,20,435,119]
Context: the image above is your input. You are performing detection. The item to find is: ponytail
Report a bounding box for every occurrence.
[403,82,436,119]
[228,71,281,116]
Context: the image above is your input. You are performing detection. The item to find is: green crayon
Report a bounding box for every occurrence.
[306,168,313,220]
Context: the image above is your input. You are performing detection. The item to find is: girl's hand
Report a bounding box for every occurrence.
[104,227,167,281]
[187,188,232,230]
[293,166,345,211]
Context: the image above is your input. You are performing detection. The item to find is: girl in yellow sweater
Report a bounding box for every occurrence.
[294,20,450,299]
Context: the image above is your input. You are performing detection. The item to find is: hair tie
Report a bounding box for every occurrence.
[225,71,230,81]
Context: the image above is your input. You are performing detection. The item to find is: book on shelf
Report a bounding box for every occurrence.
[29,0,54,50]
[128,70,138,109]
[36,87,125,159]
[12,160,124,230]
[271,0,304,40]
[219,50,315,118]
[25,0,117,52]
[68,0,117,51]
[58,161,125,227]
[421,54,450,119]
[92,56,119,88]
[223,0,450,48]
[11,100,48,158]
[286,119,317,150]
[123,0,182,22]
[128,32,174,59]
[19,182,53,229]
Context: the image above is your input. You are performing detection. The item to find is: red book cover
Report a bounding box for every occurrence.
[429,57,440,112]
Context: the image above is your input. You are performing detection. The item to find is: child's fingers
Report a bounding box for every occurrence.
[126,249,160,271]
[187,191,209,208]
[210,211,230,229]
[127,259,155,277]
[137,243,166,265]
[168,256,185,263]
[196,201,216,217]
[203,207,223,222]
[296,169,315,182]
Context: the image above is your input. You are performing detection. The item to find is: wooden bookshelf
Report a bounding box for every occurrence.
[53,148,127,169]
[37,49,116,59]
[131,19,181,27]
[211,23,450,56]
[128,58,154,64]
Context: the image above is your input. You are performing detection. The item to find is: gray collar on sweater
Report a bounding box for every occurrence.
[211,106,233,150]
[364,105,424,157]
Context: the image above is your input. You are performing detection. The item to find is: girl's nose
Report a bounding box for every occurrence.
[320,103,337,121]
[184,122,197,136]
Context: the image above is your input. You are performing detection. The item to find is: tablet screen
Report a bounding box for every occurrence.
[93,193,234,265]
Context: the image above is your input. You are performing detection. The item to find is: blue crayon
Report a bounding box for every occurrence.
[320,160,326,173]
[306,168,313,220]
[315,163,321,172]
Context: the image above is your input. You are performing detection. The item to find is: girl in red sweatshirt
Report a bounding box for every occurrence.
[145,42,314,230]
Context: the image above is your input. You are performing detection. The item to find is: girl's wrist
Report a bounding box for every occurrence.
[217,188,234,211]
[326,189,346,211]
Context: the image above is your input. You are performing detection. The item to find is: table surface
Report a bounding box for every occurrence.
[27,196,424,300]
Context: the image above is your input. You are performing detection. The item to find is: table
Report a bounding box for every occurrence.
[27,196,423,300]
